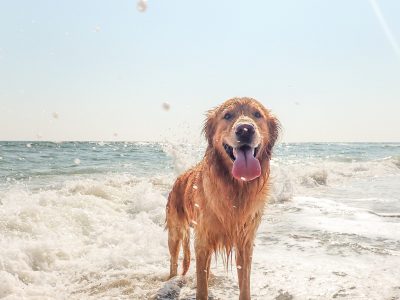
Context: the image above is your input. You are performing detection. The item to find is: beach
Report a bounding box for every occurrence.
[0,142,399,299]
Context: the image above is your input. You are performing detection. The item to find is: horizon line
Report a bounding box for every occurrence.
[0,140,399,144]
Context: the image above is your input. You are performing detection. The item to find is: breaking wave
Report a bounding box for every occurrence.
[0,142,399,298]
[0,175,171,299]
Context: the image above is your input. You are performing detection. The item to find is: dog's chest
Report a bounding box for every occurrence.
[196,178,264,238]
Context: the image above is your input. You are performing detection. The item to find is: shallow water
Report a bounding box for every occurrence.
[0,142,399,299]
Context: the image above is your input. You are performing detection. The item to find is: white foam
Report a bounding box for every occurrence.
[269,158,400,202]
[1,144,399,298]
[0,176,170,298]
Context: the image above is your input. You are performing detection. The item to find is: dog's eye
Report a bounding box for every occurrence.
[224,113,233,120]
[254,111,262,118]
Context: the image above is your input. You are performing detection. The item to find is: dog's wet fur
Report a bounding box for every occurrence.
[166,97,279,300]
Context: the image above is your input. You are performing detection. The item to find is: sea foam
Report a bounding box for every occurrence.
[0,175,170,299]
[0,142,399,299]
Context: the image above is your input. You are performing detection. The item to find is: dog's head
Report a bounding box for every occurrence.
[203,97,279,182]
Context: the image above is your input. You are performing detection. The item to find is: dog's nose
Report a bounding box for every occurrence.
[235,124,255,142]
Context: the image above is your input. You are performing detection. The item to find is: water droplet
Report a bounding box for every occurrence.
[191,220,198,225]
[193,184,198,190]
[137,0,147,12]
[237,265,242,270]
[240,177,246,181]
[194,203,200,208]
[74,158,81,165]
[162,102,170,111]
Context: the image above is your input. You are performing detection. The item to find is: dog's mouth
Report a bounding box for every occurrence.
[223,143,235,161]
[223,143,261,181]
[223,143,259,162]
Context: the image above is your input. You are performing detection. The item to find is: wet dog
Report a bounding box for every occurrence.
[166,97,279,299]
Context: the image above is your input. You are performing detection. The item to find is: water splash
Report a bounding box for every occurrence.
[162,102,170,111]
[137,0,147,12]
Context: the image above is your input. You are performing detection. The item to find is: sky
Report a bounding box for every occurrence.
[0,0,399,142]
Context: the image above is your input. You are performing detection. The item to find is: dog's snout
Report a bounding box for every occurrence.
[235,124,255,142]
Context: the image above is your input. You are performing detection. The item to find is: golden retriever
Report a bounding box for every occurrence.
[166,97,279,299]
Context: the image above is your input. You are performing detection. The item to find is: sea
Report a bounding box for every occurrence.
[0,141,399,299]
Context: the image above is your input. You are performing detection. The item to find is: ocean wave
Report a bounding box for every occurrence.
[270,157,400,194]
[0,167,399,298]
[0,175,170,299]
[391,156,400,168]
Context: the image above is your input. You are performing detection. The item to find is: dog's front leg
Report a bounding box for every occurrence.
[236,241,253,300]
[195,241,211,300]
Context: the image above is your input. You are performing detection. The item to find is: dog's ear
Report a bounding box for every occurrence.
[266,114,280,158]
[203,108,217,146]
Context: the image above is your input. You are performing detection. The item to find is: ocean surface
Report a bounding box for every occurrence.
[0,141,400,299]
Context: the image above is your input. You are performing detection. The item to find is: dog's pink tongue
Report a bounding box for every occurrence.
[232,147,261,181]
